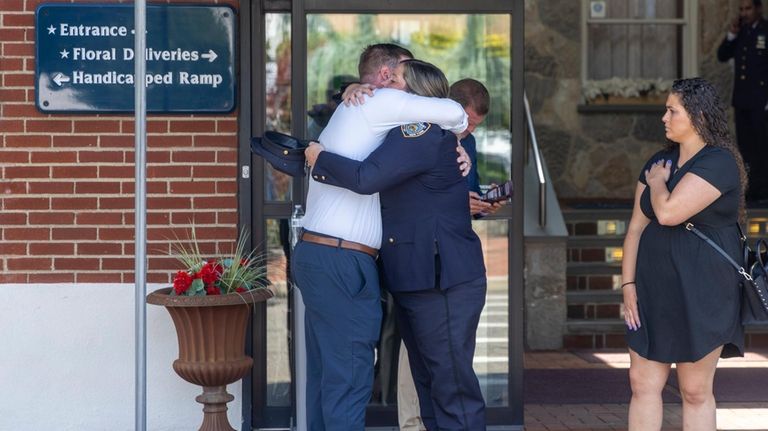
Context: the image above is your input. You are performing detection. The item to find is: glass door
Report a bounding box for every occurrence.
[245,1,524,429]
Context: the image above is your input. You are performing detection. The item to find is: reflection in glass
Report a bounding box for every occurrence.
[472,219,509,407]
[307,14,511,182]
[265,218,292,407]
[265,163,292,202]
[265,13,293,202]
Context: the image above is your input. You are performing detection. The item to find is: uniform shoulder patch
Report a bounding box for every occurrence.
[401,122,431,138]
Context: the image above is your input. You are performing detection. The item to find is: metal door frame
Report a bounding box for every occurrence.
[239,0,524,428]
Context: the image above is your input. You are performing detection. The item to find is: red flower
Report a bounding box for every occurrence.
[197,261,221,285]
[206,285,221,295]
[209,259,223,273]
[173,271,193,295]
[235,286,246,293]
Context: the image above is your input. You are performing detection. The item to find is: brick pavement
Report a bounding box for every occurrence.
[523,350,768,431]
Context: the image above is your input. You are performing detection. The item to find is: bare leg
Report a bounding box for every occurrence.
[676,346,722,431]
[628,348,671,431]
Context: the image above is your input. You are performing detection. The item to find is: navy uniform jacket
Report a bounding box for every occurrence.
[311,123,486,293]
[717,19,768,110]
[462,133,481,195]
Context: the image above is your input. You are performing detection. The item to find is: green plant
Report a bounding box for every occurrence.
[170,227,268,296]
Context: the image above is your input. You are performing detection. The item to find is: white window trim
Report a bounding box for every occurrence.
[580,0,699,89]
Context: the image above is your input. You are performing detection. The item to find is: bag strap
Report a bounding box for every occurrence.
[685,222,754,282]
[736,223,747,241]
[736,223,751,265]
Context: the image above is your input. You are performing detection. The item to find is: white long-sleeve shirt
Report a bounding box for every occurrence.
[302,88,467,249]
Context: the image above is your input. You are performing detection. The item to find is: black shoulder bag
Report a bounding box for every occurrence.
[685,222,768,324]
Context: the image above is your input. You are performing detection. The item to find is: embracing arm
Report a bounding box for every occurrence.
[646,163,721,226]
[369,90,468,134]
[310,133,440,194]
[622,182,651,331]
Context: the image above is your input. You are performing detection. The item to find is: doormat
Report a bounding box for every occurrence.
[525,368,768,404]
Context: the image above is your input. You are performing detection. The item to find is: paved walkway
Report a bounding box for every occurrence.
[524,350,768,430]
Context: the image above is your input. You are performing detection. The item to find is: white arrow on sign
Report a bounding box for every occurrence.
[201,49,218,63]
[53,73,71,86]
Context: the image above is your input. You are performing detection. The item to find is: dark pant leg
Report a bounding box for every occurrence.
[291,241,382,431]
[392,278,487,431]
[377,289,400,405]
[443,279,487,430]
[395,301,438,430]
[736,108,768,199]
[303,303,325,431]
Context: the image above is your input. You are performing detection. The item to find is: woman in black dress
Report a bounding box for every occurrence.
[622,78,748,430]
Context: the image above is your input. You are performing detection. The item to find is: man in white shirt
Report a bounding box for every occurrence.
[290,44,468,431]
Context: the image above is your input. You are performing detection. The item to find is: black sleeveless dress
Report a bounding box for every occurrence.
[627,145,745,363]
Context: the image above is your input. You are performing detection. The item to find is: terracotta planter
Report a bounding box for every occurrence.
[147,287,273,431]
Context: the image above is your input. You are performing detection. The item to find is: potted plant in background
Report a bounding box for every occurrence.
[147,228,272,431]
[583,77,673,105]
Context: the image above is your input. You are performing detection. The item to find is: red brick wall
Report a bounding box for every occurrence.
[1,0,241,284]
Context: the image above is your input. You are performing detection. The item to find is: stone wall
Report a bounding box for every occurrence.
[526,0,738,201]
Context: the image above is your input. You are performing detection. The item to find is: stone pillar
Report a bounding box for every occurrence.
[524,239,567,350]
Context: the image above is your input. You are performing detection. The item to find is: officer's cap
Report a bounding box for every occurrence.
[251,131,310,177]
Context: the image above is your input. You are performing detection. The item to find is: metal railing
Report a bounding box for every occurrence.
[524,91,547,228]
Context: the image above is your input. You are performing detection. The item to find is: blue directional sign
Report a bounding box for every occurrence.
[36,4,236,113]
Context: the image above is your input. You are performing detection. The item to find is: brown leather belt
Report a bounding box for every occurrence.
[301,232,378,258]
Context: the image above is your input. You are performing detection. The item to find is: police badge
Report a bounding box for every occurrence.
[401,122,431,138]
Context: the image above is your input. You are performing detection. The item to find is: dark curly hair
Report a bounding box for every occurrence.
[668,77,748,222]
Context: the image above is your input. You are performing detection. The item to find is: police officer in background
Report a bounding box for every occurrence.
[718,0,768,201]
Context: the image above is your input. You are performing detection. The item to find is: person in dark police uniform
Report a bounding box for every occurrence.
[305,59,487,431]
[717,0,768,200]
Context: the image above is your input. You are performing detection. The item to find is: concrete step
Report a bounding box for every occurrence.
[566,318,768,334]
[567,290,622,304]
[566,235,625,247]
[566,262,622,276]
[561,208,632,222]
[566,318,625,334]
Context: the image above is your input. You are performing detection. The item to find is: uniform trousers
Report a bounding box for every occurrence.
[392,276,487,431]
[291,240,382,431]
[735,107,768,199]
